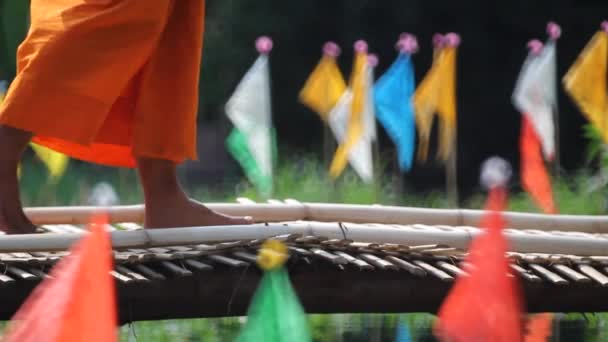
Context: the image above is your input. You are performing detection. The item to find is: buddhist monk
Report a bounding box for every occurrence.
[0,0,251,234]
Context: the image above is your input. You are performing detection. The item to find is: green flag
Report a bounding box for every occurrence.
[225,51,276,197]
[226,127,277,198]
[236,240,311,342]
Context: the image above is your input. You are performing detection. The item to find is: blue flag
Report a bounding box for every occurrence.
[374,53,416,171]
[395,320,412,342]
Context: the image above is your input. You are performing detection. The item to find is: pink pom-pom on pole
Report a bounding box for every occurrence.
[444,33,461,47]
[255,36,273,54]
[433,33,445,48]
[602,20,608,34]
[546,22,561,40]
[354,40,368,54]
[397,33,419,54]
[527,39,544,56]
[323,41,341,57]
[367,54,379,67]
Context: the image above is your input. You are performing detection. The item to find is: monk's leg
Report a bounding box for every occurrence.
[0,125,36,233]
[137,157,251,228]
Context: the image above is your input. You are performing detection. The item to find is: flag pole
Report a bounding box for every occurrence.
[445,33,461,208]
[368,53,382,198]
[322,42,341,195]
[447,133,459,208]
[547,22,562,178]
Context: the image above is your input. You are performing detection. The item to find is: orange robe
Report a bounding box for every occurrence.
[0,0,205,168]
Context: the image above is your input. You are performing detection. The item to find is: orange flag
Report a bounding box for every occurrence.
[3,213,117,342]
[435,184,524,341]
[520,116,556,213]
[524,313,553,342]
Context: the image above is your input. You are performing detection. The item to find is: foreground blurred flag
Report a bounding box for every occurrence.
[435,157,524,342]
[374,34,418,172]
[226,37,276,197]
[513,23,561,214]
[329,40,370,178]
[30,143,70,184]
[236,240,311,342]
[326,52,377,183]
[563,21,608,143]
[395,319,412,342]
[413,33,460,162]
[524,313,553,342]
[3,213,116,342]
[299,42,347,121]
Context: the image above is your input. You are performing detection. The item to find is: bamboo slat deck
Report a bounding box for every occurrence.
[1,199,608,322]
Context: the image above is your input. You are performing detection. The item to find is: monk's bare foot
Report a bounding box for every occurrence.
[0,204,37,234]
[144,195,252,229]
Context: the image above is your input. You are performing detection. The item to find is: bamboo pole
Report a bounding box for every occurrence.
[1,221,608,255]
[22,202,608,233]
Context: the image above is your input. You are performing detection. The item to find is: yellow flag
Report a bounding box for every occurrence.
[413,46,443,161]
[563,31,608,143]
[413,46,458,162]
[30,143,69,184]
[299,55,347,121]
[329,50,368,178]
[436,47,458,161]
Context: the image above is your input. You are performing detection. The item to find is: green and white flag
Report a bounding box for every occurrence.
[226,48,275,197]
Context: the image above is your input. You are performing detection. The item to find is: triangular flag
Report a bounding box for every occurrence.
[299,51,347,121]
[563,30,608,143]
[435,166,523,341]
[3,213,117,342]
[513,41,557,213]
[520,116,557,213]
[236,240,311,342]
[226,128,278,195]
[226,49,275,197]
[435,45,458,162]
[395,319,412,342]
[374,53,417,171]
[363,57,378,142]
[30,142,70,184]
[524,313,553,342]
[327,90,374,183]
[329,43,369,178]
[513,41,557,160]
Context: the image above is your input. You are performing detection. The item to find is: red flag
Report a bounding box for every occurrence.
[520,115,557,214]
[524,313,553,342]
[435,187,524,342]
[3,213,117,342]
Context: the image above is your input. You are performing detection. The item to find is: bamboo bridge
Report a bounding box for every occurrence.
[0,199,607,323]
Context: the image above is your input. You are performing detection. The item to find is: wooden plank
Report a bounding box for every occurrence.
[206,255,247,268]
[578,265,608,287]
[413,260,453,282]
[511,264,542,283]
[132,264,166,281]
[183,259,214,272]
[333,251,373,270]
[528,264,568,285]
[159,261,192,277]
[385,256,426,276]
[436,261,467,277]
[359,254,398,271]
[552,264,591,283]
[115,265,149,283]
[6,266,37,280]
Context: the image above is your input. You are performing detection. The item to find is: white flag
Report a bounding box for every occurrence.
[363,64,378,142]
[513,41,557,159]
[328,90,374,183]
[225,55,273,183]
